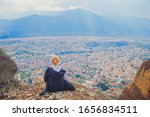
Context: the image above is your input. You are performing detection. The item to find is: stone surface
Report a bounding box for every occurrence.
[1,78,107,100]
[119,61,150,100]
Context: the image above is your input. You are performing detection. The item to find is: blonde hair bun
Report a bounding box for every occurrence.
[50,55,61,66]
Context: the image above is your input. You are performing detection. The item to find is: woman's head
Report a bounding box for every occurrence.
[50,55,61,66]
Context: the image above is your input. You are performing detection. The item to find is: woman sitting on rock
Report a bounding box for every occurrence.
[40,55,75,95]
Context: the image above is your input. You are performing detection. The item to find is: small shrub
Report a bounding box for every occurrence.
[0,48,18,95]
[97,82,110,91]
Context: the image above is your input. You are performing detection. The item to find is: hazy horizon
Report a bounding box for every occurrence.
[0,0,150,19]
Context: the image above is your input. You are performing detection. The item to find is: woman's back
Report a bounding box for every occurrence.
[42,67,75,93]
[40,55,75,95]
[44,67,66,92]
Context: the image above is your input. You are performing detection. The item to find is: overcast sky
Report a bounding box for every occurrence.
[0,0,150,19]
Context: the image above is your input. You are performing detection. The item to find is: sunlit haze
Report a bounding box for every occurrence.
[0,0,150,19]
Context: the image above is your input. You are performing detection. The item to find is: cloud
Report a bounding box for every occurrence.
[0,0,150,19]
[0,0,80,12]
[80,0,150,18]
[0,0,81,18]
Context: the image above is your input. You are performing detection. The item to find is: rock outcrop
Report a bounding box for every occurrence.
[0,48,18,97]
[1,77,107,100]
[119,61,150,100]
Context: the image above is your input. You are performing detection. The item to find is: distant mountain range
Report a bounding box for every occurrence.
[0,9,150,39]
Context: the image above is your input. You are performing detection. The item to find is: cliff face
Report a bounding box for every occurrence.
[0,49,18,97]
[119,61,150,100]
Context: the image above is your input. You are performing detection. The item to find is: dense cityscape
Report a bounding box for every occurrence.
[0,36,150,98]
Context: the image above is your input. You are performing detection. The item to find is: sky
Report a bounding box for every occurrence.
[0,0,150,19]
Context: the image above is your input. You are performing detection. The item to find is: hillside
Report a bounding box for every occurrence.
[119,61,150,100]
[0,9,150,38]
[1,78,106,100]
